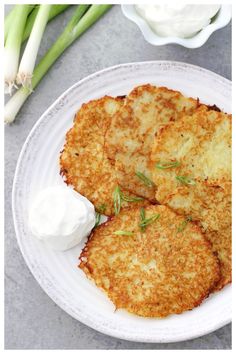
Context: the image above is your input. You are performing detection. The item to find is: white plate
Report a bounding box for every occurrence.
[12,61,232,343]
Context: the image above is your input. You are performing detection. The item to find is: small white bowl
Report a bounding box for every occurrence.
[121,5,232,48]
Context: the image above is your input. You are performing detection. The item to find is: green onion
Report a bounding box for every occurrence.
[4,5,30,94]
[113,186,122,215]
[114,230,134,236]
[4,6,17,43]
[135,171,155,188]
[177,216,192,233]
[113,185,144,215]
[17,5,52,88]
[121,194,144,202]
[139,214,160,230]
[140,207,146,232]
[4,5,112,123]
[156,161,180,169]
[140,207,145,221]
[176,176,196,185]
[94,212,101,228]
[97,204,107,214]
[94,204,107,228]
[4,5,35,44]
[22,5,70,43]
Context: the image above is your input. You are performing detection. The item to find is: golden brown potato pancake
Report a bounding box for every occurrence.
[105,84,203,201]
[79,205,220,318]
[60,97,148,216]
[207,226,232,291]
[150,109,232,290]
[163,183,231,290]
[151,108,232,202]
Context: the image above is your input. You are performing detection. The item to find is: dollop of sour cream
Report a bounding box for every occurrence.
[28,186,96,251]
[135,4,221,38]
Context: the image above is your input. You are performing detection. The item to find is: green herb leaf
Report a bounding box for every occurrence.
[176,176,196,185]
[139,214,160,230]
[113,186,144,215]
[140,207,145,221]
[156,161,180,169]
[97,204,107,214]
[113,186,122,215]
[140,207,146,232]
[122,194,144,202]
[177,216,193,233]
[94,212,101,228]
[135,171,155,188]
[114,230,134,236]
[94,204,107,228]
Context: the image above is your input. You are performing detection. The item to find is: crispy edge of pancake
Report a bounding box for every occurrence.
[79,205,220,318]
[206,226,232,291]
[159,183,231,290]
[59,96,149,216]
[104,84,205,202]
[60,96,122,216]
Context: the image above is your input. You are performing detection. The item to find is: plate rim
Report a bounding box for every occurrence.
[12,60,231,343]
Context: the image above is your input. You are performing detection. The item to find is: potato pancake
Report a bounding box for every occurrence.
[151,108,232,202]
[163,182,231,233]
[207,226,232,291]
[79,205,220,318]
[60,97,147,216]
[105,84,202,201]
[163,183,231,290]
[150,108,232,289]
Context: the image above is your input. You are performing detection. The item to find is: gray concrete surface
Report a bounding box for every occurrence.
[5,5,231,350]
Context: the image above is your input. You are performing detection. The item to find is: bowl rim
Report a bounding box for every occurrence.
[121,4,232,48]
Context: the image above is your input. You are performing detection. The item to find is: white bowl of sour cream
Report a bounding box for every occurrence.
[121,4,231,48]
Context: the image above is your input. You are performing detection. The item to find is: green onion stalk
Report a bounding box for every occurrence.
[17,4,52,88]
[4,5,112,124]
[22,5,70,43]
[4,5,30,94]
[4,5,34,43]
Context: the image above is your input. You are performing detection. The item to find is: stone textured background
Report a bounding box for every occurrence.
[5,5,231,349]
